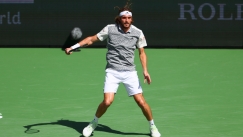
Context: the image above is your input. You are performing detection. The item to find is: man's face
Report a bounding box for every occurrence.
[119,15,132,29]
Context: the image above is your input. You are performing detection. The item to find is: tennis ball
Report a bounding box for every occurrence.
[0,113,2,119]
[71,27,82,40]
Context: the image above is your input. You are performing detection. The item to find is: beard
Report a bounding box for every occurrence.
[121,22,131,29]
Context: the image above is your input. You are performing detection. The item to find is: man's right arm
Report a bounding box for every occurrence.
[78,35,100,47]
[65,25,109,55]
[65,35,100,55]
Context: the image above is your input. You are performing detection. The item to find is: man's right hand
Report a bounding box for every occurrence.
[65,48,73,55]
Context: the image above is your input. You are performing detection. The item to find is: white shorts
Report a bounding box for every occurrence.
[104,69,143,96]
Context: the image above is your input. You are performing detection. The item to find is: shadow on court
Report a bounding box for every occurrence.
[23,119,150,137]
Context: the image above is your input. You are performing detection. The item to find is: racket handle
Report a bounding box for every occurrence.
[68,48,80,53]
[68,44,88,53]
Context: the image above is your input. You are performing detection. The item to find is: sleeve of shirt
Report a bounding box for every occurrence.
[136,31,147,48]
[97,25,108,41]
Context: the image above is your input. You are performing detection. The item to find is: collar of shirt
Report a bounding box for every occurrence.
[118,25,132,34]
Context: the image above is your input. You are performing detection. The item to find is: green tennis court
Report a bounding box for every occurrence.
[0,48,242,137]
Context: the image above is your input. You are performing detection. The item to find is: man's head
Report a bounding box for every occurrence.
[118,10,133,29]
[114,1,133,29]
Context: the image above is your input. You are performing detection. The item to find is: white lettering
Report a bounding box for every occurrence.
[12,12,21,24]
[178,3,197,20]
[0,14,6,24]
[198,3,215,20]
[0,12,21,25]
[218,4,233,20]
[178,3,243,21]
[7,12,11,24]
[235,4,243,20]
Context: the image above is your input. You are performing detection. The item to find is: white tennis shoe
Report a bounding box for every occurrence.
[82,120,98,137]
[150,125,161,137]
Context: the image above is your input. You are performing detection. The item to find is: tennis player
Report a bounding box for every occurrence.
[65,3,161,137]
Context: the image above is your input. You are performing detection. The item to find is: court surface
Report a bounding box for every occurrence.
[0,48,242,137]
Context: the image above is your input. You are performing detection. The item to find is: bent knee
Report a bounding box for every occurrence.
[102,100,113,107]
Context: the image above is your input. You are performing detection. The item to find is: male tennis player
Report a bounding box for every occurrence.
[65,3,161,137]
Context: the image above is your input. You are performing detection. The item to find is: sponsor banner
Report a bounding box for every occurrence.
[0,0,34,3]
[0,0,242,47]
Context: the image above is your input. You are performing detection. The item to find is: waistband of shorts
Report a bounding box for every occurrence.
[106,68,136,72]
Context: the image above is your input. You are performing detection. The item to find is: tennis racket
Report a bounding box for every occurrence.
[71,27,82,40]
[67,27,85,54]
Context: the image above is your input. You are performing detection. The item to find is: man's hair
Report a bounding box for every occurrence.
[114,0,133,25]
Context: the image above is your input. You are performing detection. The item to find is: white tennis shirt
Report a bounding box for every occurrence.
[97,24,147,71]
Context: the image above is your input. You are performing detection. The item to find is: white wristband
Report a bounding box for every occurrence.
[71,43,80,49]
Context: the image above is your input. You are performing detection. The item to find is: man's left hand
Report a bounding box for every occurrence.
[143,71,151,84]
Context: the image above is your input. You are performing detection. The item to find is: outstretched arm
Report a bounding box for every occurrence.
[138,47,151,84]
[65,35,100,55]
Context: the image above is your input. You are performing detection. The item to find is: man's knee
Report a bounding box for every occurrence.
[136,99,147,108]
[134,94,148,108]
[102,100,113,107]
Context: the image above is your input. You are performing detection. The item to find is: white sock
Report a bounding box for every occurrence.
[149,119,155,126]
[93,116,99,123]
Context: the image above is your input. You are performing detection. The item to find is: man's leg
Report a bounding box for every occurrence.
[95,92,115,118]
[133,93,152,121]
[96,69,119,118]
[133,93,161,137]
[83,92,115,137]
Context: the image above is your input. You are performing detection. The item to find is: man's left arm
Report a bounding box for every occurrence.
[138,48,151,84]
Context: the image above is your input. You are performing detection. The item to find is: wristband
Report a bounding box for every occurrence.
[71,43,80,49]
